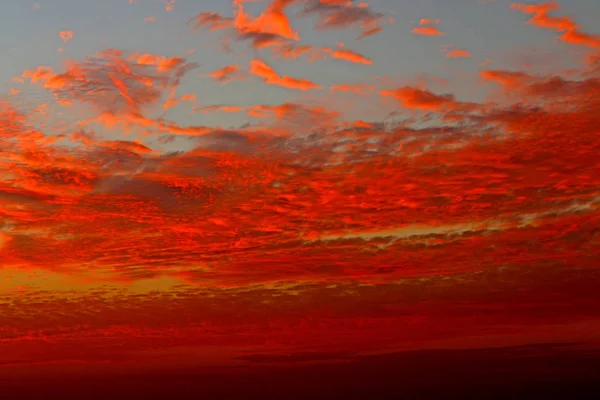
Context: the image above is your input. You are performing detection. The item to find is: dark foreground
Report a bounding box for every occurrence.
[2,342,600,399]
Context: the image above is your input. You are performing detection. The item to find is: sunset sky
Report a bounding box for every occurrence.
[1,0,600,397]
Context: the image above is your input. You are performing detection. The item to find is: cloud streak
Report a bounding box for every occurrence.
[249,59,322,90]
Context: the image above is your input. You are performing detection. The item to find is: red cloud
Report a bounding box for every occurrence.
[3,0,600,387]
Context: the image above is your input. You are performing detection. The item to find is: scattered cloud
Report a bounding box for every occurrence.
[59,30,74,43]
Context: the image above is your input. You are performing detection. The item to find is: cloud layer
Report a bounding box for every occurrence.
[1,0,599,384]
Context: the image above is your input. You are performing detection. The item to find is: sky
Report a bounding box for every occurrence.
[1,0,600,398]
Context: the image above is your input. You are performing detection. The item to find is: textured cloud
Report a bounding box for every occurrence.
[1,0,600,387]
[22,49,197,116]
[189,0,300,49]
[301,0,387,39]
[233,0,300,41]
[188,11,234,31]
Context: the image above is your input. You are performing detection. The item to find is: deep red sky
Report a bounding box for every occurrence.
[1,1,600,397]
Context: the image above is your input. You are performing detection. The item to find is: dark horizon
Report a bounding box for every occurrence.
[3,342,600,399]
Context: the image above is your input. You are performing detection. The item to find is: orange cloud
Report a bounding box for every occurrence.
[191,1,301,49]
[380,86,462,111]
[445,49,471,58]
[71,133,153,154]
[420,18,440,25]
[188,11,233,31]
[479,70,530,88]
[561,29,600,48]
[272,44,315,60]
[412,25,445,37]
[511,2,600,48]
[180,93,197,102]
[209,65,241,82]
[352,119,373,129]
[249,59,322,91]
[0,232,12,250]
[324,48,373,65]
[247,102,338,121]
[132,53,186,72]
[59,30,74,42]
[164,0,175,12]
[22,49,196,116]
[273,44,372,65]
[510,3,577,32]
[233,0,300,42]
[196,105,244,113]
[357,25,383,40]
[329,84,374,94]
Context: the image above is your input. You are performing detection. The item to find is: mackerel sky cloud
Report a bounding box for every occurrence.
[1,0,600,397]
